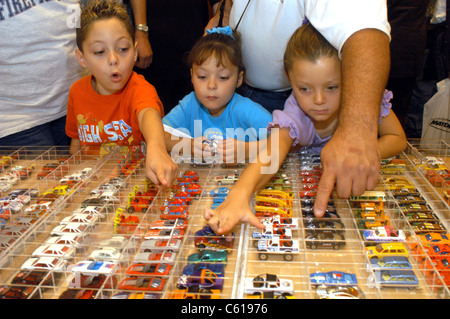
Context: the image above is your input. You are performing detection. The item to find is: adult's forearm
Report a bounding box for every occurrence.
[339,29,390,138]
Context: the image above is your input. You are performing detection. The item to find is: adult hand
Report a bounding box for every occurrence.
[135,32,153,69]
[313,129,380,217]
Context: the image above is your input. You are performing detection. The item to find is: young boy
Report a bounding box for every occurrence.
[66,0,177,187]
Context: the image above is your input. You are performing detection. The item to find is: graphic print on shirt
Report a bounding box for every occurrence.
[76,113,134,146]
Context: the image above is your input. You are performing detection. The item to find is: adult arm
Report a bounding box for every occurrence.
[314,28,391,216]
[129,0,153,69]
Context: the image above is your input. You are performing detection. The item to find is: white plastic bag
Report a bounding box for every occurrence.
[420,78,450,148]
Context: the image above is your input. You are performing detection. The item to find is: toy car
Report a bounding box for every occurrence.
[32,244,76,260]
[244,273,294,297]
[133,251,177,264]
[310,271,358,286]
[252,225,292,241]
[140,238,182,253]
[88,247,122,261]
[45,234,84,249]
[11,270,53,286]
[21,257,68,272]
[368,270,418,289]
[118,277,166,292]
[50,222,91,237]
[177,263,225,288]
[365,242,409,259]
[176,268,224,290]
[214,173,239,185]
[194,225,234,252]
[362,226,406,242]
[315,285,362,299]
[148,218,188,230]
[209,187,230,197]
[169,286,221,299]
[0,286,36,299]
[60,213,99,227]
[144,228,185,240]
[257,237,299,261]
[187,249,228,264]
[126,263,172,277]
[369,256,412,270]
[305,232,346,250]
[261,216,299,229]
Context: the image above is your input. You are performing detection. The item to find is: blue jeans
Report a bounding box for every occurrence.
[237,83,291,114]
[0,116,71,147]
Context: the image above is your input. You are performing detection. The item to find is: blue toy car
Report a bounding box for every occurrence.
[310,271,358,286]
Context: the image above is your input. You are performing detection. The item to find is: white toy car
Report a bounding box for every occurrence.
[32,244,76,260]
[45,234,84,248]
[21,257,68,272]
[60,213,99,227]
[245,273,294,297]
[362,226,406,242]
[50,222,91,237]
[88,247,122,261]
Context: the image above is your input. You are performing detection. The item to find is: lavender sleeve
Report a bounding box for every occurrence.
[379,89,393,123]
[268,93,316,147]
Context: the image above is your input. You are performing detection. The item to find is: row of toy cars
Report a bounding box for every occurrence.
[297,152,347,252]
[244,163,297,299]
[166,171,232,299]
[111,171,206,299]
[348,188,419,290]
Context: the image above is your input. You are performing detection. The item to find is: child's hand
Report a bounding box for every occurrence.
[145,148,178,188]
[215,138,246,165]
[204,197,265,235]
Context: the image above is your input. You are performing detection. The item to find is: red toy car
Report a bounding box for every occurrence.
[126,263,172,277]
[118,276,166,292]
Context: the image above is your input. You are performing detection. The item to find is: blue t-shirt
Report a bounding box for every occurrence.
[163,92,272,142]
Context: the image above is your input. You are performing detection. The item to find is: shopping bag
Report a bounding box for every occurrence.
[420,78,450,148]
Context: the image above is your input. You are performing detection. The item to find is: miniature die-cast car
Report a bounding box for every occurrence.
[369,256,412,270]
[362,226,406,242]
[88,247,122,261]
[366,242,409,259]
[214,173,239,185]
[140,238,182,253]
[149,218,188,230]
[11,270,53,286]
[244,273,294,297]
[368,270,418,289]
[118,276,166,292]
[305,232,346,250]
[133,251,177,264]
[21,257,68,272]
[32,244,76,260]
[194,225,234,251]
[126,263,172,277]
[187,249,228,264]
[176,268,224,290]
[310,271,358,286]
[315,285,362,299]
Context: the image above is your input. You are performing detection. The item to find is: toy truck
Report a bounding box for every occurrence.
[257,237,299,261]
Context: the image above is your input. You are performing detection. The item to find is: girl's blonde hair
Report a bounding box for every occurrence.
[187,30,245,73]
[76,0,134,51]
[283,23,338,75]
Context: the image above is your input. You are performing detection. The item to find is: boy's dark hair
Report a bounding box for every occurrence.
[76,0,134,51]
[187,30,245,73]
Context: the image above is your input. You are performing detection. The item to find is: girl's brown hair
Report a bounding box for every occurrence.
[187,30,245,73]
[283,23,338,75]
[76,0,134,51]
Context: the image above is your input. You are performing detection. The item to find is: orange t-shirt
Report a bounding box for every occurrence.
[66,72,163,152]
